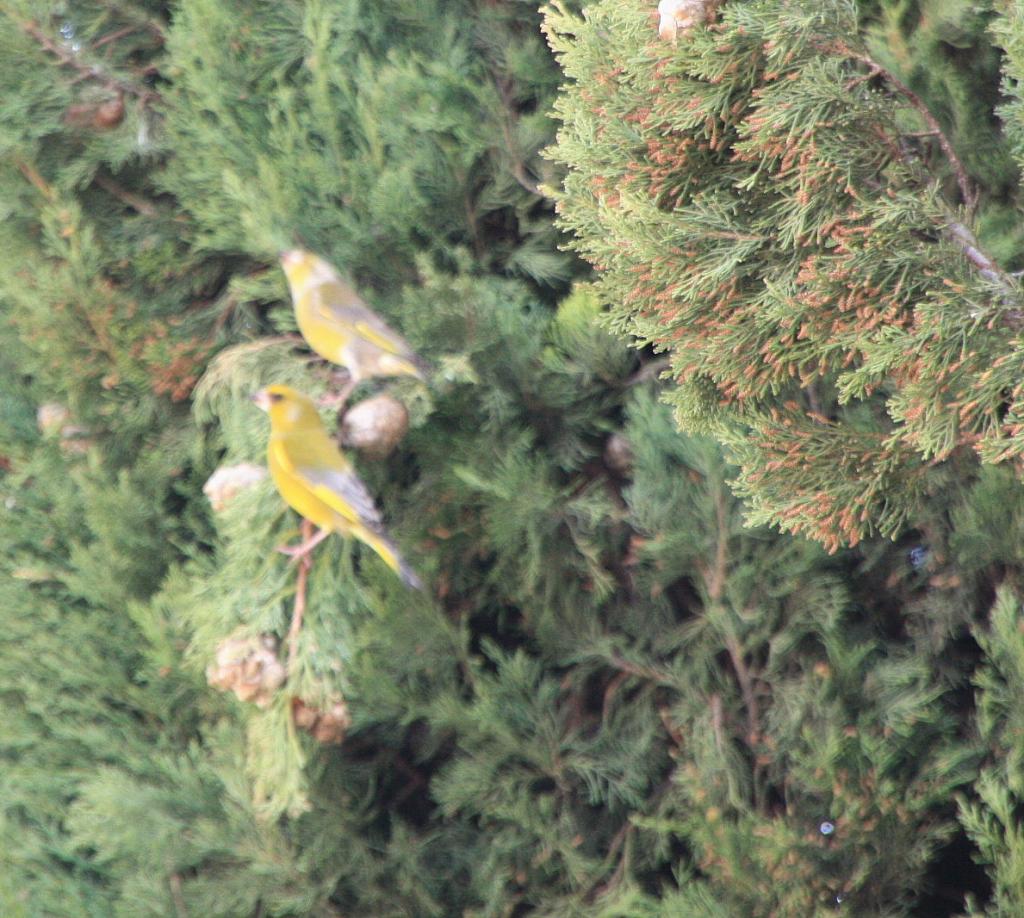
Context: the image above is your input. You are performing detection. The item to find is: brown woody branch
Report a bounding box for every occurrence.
[946,221,1016,295]
[607,651,678,687]
[724,632,759,746]
[168,871,189,918]
[493,74,542,196]
[833,45,1022,308]
[15,160,54,200]
[92,173,158,215]
[836,47,975,212]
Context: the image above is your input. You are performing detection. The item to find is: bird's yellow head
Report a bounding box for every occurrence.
[251,385,323,431]
[280,249,336,292]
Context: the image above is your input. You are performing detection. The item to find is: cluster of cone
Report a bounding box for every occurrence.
[206,251,427,741]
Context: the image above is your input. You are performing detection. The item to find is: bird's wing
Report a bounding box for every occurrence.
[298,463,383,528]
[315,281,414,358]
[271,433,383,528]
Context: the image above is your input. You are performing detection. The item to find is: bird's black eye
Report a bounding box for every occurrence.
[269,392,284,403]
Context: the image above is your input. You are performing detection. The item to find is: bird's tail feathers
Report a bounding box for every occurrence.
[362,529,424,590]
[381,352,431,384]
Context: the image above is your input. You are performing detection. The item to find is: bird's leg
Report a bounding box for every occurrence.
[332,377,359,408]
[277,520,331,562]
[317,369,359,409]
[286,520,314,664]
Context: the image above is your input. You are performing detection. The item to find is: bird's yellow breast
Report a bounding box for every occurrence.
[268,437,338,532]
[294,292,349,364]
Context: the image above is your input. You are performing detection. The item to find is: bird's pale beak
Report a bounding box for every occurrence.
[279,249,303,269]
[251,389,271,411]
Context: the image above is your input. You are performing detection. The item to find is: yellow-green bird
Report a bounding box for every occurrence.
[280,249,427,403]
[252,384,423,590]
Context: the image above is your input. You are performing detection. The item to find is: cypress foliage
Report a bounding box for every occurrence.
[545,0,1024,549]
[0,0,1023,915]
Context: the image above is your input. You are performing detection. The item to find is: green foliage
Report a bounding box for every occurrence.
[160,0,571,285]
[545,0,1024,549]
[863,0,1015,203]
[2,0,1024,914]
[959,587,1024,916]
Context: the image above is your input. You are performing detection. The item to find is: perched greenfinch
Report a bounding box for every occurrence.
[279,250,427,401]
[252,384,423,589]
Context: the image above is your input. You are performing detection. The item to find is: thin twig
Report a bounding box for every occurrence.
[724,633,758,746]
[390,754,431,807]
[803,382,823,417]
[658,705,685,747]
[843,62,882,93]
[15,160,54,200]
[830,44,1023,309]
[168,872,189,918]
[608,652,677,687]
[946,221,1015,292]
[92,173,158,215]
[95,0,167,41]
[584,776,674,903]
[709,692,725,754]
[92,24,140,50]
[596,823,634,899]
[601,669,630,724]
[705,487,729,602]
[583,816,634,903]
[622,356,671,387]
[943,219,1023,318]
[14,17,160,104]
[494,74,542,196]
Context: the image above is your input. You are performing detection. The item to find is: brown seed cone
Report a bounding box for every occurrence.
[63,94,125,130]
[206,633,286,708]
[37,403,71,436]
[92,95,125,129]
[291,696,352,745]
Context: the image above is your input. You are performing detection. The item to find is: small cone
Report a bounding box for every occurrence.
[37,403,71,435]
[292,696,352,745]
[657,0,722,42]
[63,93,125,130]
[207,633,286,708]
[203,462,268,512]
[339,394,410,459]
[604,433,634,475]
